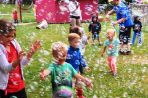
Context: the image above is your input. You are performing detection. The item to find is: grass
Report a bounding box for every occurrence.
[0,4,148,98]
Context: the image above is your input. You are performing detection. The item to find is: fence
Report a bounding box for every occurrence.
[130,3,148,26]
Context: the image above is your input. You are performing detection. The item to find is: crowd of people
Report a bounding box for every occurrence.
[0,0,144,98]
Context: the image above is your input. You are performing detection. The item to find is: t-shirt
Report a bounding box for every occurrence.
[68,1,81,17]
[104,39,120,56]
[133,21,142,32]
[113,2,133,27]
[48,62,77,97]
[89,22,101,34]
[6,43,25,93]
[66,46,87,72]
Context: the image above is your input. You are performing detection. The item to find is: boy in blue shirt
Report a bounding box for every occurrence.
[106,0,133,55]
[66,33,89,98]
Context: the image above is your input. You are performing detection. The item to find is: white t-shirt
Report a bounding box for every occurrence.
[68,1,81,17]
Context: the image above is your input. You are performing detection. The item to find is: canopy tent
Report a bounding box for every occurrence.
[35,0,98,23]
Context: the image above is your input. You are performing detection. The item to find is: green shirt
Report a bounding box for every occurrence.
[48,62,77,94]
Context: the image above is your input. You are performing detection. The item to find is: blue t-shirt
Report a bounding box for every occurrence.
[113,2,133,27]
[66,46,87,72]
[104,39,120,56]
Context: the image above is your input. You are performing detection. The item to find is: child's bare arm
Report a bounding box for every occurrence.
[40,69,50,80]
[101,46,107,57]
[74,74,93,89]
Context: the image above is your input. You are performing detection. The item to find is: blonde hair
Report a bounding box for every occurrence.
[51,41,67,61]
[68,33,80,42]
[106,29,115,38]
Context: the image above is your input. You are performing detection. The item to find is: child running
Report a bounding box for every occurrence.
[101,29,120,76]
[40,41,92,98]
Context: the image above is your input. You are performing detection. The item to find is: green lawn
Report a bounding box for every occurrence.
[0,4,148,98]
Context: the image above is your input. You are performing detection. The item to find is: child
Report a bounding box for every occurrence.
[66,33,90,98]
[69,26,89,74]
[101,29,120,76]
[12,9,18,24]
[88,16,102,45]
[132,16,143,46]
[40,41,92,98]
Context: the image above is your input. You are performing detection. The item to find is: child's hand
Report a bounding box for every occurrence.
[40,69,46,80]
[101,53,104,57]
[40,69,50,80]
[87,32,91,40]
[84,78,93,89]
[85,66,91,72]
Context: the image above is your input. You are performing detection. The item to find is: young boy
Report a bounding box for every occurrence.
[88,16,102,45]
[66,33,89,98]
[40,41,92,98]
[132,16,143,46]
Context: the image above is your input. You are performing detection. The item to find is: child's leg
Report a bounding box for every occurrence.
[110,57,117,75]
[132,31,137,45]
[138,32,142,46]
[75,78,85,98]
[107,56,113,72]
[91,33,95,44]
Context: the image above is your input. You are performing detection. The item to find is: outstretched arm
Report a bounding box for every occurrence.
[40,69,50,80]
[101,46,107,57]
[74,73,93,89]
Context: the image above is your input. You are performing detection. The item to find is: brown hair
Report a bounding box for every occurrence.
[52,42,67,61]
[0,19,16,35]
[68,33,80,42]
[69,26,82,37]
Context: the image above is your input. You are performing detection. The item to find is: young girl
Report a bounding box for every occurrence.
[88,16,102,45]
[101,29,120,76]
[0,19,41,98]
[12,9,18,24]
[132,16,143,46]
[40,41,92,98]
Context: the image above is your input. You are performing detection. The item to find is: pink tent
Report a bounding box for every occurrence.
[35,0,98,23]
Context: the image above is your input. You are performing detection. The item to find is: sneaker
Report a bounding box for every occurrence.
[113,73,117,77]
[126,51,131,55]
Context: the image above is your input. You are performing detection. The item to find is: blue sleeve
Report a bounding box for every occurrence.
[79,52,87,67]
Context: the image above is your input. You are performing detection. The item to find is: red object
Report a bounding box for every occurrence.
[35,0,98,23]
[12,10,18,20]
[76,88,85,98]
[6,43,25,93]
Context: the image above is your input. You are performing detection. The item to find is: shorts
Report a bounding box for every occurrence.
[92,32,99,40]
[119,26,132,44]
[70,15,80,19]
